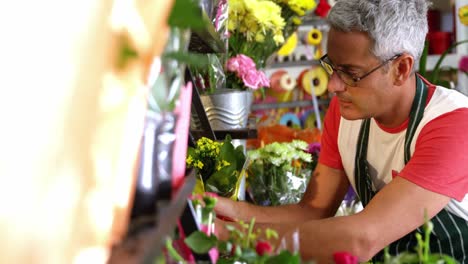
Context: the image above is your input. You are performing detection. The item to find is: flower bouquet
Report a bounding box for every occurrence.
[186,136,247,198]
[227,0,316,67]
[247,140,313,206]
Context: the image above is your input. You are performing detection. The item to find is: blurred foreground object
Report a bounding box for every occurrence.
[0,0,173,263]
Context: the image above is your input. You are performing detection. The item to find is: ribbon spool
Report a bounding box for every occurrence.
[300,109,325,129]
[306,28,322,46]
[279,112,302,128]
[270,70,296,92]
[297,67,328,96]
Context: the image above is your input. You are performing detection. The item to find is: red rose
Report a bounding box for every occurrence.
[255,240,273,256]
[333,252,358,264]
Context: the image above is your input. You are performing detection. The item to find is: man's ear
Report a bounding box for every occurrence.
[393,54,414,85]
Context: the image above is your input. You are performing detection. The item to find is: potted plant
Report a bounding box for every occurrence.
[190,0,317,130]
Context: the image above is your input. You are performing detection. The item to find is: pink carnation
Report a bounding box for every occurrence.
[258,70,270,88]
[226,58,240,72]
[459,56,468,73]
[241,69,262,90]
[227,54,270,90]
[236,54,256,71]
[227,54,256,74]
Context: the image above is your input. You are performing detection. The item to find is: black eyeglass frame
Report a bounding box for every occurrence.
[319,53,403,86]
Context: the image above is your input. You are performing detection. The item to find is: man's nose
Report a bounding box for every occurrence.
[327,72,346,93]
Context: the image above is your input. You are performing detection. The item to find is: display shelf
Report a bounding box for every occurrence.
[301,16,330,27]
[190,128,258,140]
[251,99,329,111]
[268,59,320,69]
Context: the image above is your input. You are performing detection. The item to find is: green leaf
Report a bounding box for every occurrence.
[234,145,247,171]
[419,40,429,78]
[206,165,237,196]
[266,251,300,264]
[184,232,217,254]
[165,238,186,263]
[219,136,240,166]
[217,241,233,254]
[217,258,236,264]
[163,52,210,69]
[168,0,205,30]
[430,40,468,83]
[239,248,260,263]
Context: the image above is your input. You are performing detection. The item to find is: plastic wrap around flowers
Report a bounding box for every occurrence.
[226,54,270,90]
[247,140,313,206]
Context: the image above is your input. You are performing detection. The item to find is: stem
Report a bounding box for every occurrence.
[165,238,187,263]
[245,217,256,248]
[431,39,468,83]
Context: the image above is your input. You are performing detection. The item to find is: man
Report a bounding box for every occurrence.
[214,0,468,262]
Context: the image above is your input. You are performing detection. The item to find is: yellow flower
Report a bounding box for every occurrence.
[255,32,265,42]
[273,31,285,45]
[277,0,316,16]
[292,16,302,25]
[196,161,204,169]
[216,160,231,171]
[186,155,193,165]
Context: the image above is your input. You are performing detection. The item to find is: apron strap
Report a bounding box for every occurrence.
[354,75,428,207]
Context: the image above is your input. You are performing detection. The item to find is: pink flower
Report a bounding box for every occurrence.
[236,54,256,71]
[200,224,211,235]
[258,70,270,88]
[255,240,273,256]
[459,56,468,72]
[333,252,358,264]
[227,54,270,90]
[242,69,263,90]
[227,54,256,74]
[209,248,219,263]
[227,58,240,72]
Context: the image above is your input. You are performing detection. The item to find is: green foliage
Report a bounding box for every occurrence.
[168,0,206,30]
[181,194,300,264]
[163,52,210,70]
[187,136,246,197]
[184,232,218,254]
[419,39,468,87]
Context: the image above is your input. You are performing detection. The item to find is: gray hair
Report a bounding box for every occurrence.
[327,0,429,65]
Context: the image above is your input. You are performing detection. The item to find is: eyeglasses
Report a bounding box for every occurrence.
[319,53,402,87]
